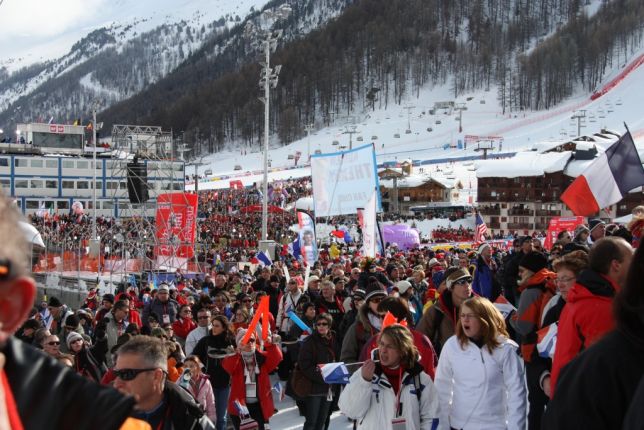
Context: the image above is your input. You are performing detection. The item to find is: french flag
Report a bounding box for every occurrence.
[256,250,273,267]
[536,323,558,359]
[561,130,644,216]
[318,362,350,384]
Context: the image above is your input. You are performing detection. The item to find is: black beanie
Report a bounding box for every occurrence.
[64,314,79,328]
[519,252,548,273]
[48,296,63,308]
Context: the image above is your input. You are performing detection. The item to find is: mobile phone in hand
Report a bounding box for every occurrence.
[370,348,380,362]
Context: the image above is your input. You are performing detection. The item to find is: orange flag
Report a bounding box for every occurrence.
[242,296,270,345]
[381,311,408,332]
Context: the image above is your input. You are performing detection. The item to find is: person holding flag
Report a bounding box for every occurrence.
[339,324,440,430]
[223,328,282,430]
[297,313,339,430]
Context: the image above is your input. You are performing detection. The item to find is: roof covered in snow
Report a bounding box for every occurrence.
[380,174,458,189]
[476,151,573,178]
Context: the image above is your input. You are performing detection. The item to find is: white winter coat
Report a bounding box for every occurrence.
[434,335,527,430]
[339,364,440,430]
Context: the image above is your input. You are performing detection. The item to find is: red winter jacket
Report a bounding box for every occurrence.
[172,316,197,339]
[222,343,282,420]
[550,270,619,395]
[359,329,437,380]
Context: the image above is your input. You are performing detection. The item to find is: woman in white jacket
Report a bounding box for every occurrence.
[435,296,527,430]
[339,324,440,430]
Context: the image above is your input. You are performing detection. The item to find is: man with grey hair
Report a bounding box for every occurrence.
[0,190,135,429]
[113,335,214,429]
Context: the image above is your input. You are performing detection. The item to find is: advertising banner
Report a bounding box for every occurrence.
[311,144,381,217]
[543,216,585,250]
[155,193,199,259]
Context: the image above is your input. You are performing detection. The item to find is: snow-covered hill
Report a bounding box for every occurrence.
[189,45,644,193]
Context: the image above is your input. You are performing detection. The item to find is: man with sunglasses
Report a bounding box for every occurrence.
[0,190,136,429]
[185,309,212,356]
[113,336,214,429]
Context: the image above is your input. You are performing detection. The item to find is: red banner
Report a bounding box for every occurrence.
[155,193,199,259]
[544,216,585,250]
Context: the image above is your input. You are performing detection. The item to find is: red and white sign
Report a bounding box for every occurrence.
[155,193,199,259]
[544,216,585,250]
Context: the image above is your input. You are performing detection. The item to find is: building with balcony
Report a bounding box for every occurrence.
[476,131,644,235]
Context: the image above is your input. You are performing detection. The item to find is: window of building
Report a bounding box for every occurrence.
[0,158,8,167]
[76,161,88,169]
[57,201,69,209]
[62,181,75,189]
[119,182,127,190]
[30,160,43,168]
[77,181,89,189]
[102,201,113,209]
[14,159,28,167]
[45,159,57,168]
[15,180,28,188]
[46,180,57,189]
[30,180,43,189]
[26,200,40,209]
[63,160,75,169]
[173,183,183,191]
[0,179,9,188]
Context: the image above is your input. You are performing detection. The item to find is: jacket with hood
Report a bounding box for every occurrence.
[340,302,380,363]
[339,361,440,430]
[192,332,235,389]
[434,335,527,430]
[298,331,339,396]
[416,289,462,356]
[550,268,619,393]
[509,268,556,362]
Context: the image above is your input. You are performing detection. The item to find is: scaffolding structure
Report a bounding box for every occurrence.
[105,124,193,279]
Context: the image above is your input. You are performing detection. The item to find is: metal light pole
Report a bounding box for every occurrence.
[305,123,314,161]
[245,4,291,241]
[90,101,102,258]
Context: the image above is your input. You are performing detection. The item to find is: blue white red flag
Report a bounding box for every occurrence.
[272,381,286,401]
[536,323,558,359]
[475,213,488,242]
[318,362,350,384]
[256,250,273,267]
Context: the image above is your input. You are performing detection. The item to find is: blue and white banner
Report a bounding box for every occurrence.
[311,144,382,217]
[257,250,273,267]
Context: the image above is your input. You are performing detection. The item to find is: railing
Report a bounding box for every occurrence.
[508,208,534,216]
[507,222,532,230]
[479,206,501,215]
[535,210,561,216]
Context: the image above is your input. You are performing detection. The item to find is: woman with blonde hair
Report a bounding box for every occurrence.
[435,296,526,430]
[339,324,440,430]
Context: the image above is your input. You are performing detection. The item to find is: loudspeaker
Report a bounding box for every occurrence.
[126,162,149,203]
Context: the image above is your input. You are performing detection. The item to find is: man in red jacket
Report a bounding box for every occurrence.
[550,237,633,395]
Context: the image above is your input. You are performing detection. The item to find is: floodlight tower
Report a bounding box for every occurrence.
[244,4,291,241]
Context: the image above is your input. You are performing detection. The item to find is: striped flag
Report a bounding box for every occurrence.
[561,129,644,216]
[272,381,286,401]
[475,213,488,242]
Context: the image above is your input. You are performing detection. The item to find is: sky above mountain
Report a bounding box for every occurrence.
[0,0,267,70]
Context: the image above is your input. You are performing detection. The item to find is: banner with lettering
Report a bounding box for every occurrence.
[543,216,585,250]
[155,193,199,259]
[311,143,381,217]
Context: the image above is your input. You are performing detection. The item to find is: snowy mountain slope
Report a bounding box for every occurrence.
[189,44,644,191]
[0,0,273,123]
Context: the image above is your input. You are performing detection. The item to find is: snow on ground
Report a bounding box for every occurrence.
[190,44,644,196]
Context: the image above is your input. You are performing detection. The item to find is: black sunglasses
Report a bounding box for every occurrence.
[47,341,60,346]
[316,322,329,326]
[113,368,158,381]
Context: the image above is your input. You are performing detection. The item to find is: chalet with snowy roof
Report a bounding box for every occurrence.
[476,132,643,235]
[379,167,463,214]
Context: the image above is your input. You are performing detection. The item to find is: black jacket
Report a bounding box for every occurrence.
[165,382,214,429]
[192,332,235,389]
[298,332,338,396]
[3,337,134,430]
[542,328,644,430]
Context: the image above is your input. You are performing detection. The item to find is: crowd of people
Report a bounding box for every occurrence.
[430,226,475,242]
[5,182,644,429]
